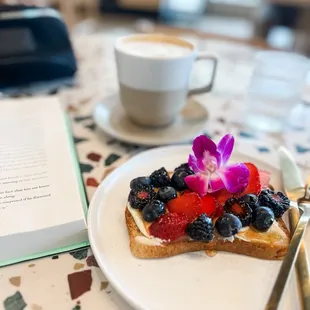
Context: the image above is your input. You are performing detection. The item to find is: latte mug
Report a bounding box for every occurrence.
[114,34,218,127]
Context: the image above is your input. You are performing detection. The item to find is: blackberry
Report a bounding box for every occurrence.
[157,186,177,203]
[130,176,151,190]
[174,163,194,173]
[224,197,252,227]
[186,213,214,242]
[142,200,165,222]
[171,169,194,191]
[128,185,156,210]
[241,194,258,211]
[174,163,189,171]
[252,207,274,232]
[150,167,171,187]
[215,213,242,237]
[258,189,290,218]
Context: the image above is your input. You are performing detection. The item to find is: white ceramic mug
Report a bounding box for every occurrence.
[115,33,217,127]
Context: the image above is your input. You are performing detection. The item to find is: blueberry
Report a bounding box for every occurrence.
[157,186,177,203]
[171,169,194,191]
[142,200,165,222]
[215,213,242,237]
[252,206,274,232]
[130,176,151,190]
[242,194,258,211]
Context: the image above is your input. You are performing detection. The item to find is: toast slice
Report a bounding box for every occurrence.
[125,208,290,260]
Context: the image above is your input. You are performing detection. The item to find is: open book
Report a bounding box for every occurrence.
[0,97,88,266]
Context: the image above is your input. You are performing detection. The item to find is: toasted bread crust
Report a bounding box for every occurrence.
[125,208,290,260]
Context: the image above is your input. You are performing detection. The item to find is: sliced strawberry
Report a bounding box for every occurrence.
[167,192,202,221]
[212,189,234,205]
[214,204,224,218]
[258,169,271,189]
[182,189,192,195]
[149,213,188,241]
[201,195,218,218]
[240,163,261,196]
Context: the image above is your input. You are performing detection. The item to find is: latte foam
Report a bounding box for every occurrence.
[119,40,192,59]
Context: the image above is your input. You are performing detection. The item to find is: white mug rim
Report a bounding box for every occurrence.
[114,33,196,61]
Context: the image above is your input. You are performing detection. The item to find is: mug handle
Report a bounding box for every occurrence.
[188,53,218,96]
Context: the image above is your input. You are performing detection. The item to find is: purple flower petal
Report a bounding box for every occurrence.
[216,163,249,194]
[208,173,225,193]
[188,154,200,173]
[192,135,221,161]
[185,173,209,197]
[188,152,219,175]
[217,134,234,165]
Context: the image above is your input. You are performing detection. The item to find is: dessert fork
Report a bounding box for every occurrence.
[266,176,310,310]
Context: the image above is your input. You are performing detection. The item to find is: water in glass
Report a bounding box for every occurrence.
[245,51,309,133]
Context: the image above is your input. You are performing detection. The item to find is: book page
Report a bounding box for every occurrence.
[0,97,86,237]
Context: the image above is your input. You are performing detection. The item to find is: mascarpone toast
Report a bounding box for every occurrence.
[125,134,291,260]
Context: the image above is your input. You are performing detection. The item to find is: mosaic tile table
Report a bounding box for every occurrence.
[1,32,310,310]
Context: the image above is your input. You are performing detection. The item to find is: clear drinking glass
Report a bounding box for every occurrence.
[245,51,310,133]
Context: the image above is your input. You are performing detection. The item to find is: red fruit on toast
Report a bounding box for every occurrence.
[241,163,261,195]
[212,189,234,205]
[214,204,224,218]
[201,195,218,218]
[258,169,271,189]
[149,213,188,241]
[167,192,202,221]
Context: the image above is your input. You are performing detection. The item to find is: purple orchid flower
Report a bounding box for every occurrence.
[184,134,249,197]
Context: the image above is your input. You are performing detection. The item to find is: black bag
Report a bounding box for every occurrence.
[0,5,77,90]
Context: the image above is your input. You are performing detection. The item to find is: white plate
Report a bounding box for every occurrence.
[88,146,300,310]
[93,94,208,146]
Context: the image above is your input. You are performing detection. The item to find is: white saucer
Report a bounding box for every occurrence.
[93,94,208,146]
